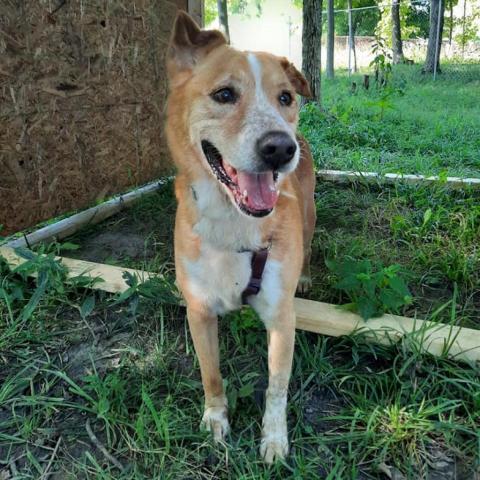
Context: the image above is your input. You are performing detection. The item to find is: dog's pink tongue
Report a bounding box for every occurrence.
[237,171,278,211]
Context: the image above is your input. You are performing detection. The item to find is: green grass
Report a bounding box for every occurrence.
[1,66,480,478]
[1,270,479,478]
[1,177,479,478]
[309,181,480,328]
[300,63,480,177]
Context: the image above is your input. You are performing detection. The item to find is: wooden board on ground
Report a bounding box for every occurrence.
[2,245,479,365]
[7,169,479,251]
[6,180,167,249]
[0,246,154,294]
[294,297,480,365]
[317,169,480,188]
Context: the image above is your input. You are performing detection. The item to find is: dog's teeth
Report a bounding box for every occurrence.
[243,190,248,200]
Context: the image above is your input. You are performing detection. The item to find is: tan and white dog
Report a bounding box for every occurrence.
[165,12,316,463]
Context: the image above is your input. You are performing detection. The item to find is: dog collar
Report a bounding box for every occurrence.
[241,240,272,305]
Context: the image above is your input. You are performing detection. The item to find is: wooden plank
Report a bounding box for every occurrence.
[317,169,480,189]
[7,169,477,251]
[294,298,480,364]
[5,180,168,249]
[0,246,154,294]
[2,246,479,364]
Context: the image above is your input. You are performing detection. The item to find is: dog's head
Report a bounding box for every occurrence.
[166,11,311,218]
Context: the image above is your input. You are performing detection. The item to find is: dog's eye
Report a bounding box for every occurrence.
[211,87,238,104]
[278,91,293,106]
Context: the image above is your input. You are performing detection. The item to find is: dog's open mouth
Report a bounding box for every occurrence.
[201,140,279,217]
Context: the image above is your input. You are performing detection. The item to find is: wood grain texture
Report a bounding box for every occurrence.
[0,0,178,235]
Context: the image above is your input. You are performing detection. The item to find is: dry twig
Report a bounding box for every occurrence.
[85,419,124,472]
[39,436,62,480]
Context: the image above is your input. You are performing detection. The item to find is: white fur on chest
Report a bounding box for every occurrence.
[185,247,283,319]
[184,245,251,315]
[184,178,283,319]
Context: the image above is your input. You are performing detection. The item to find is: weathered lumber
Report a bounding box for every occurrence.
[317,169,480,189]
[0,246,154,294]
[5,180,167,249]
[6,170,478,252]
[1,246,479,364]
[294,298,480,364]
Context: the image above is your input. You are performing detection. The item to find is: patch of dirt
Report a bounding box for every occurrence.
[425,444,477,480]
[0,306,140,478]
[302,385,346,434]
[70,231,151,264]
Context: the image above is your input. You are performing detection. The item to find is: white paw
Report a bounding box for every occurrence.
[297,275,312,294]
[260,432,289,463]
[201,406,230,443]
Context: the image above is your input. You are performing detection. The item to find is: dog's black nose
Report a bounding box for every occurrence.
[256,131,297,170]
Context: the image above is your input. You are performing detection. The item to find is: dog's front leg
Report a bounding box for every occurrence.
[260,304,296,463]
[187,304,230,442]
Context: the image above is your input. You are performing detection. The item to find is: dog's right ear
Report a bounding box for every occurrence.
[167,11,227,83]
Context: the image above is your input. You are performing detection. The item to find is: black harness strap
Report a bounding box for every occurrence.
[242,246,270,305]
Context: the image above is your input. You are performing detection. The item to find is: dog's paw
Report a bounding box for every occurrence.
[296,275,312,294]
[201,406,230,443]
[260,433,289,463]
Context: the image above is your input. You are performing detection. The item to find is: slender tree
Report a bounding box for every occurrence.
[347,0,357,73]
[326,0,335,78]
[217,0,230,43]
[301,0,323,105]
[461,0,467,57]
[448,0,454,44]
[423,0,445,73]
[391,0,405,63]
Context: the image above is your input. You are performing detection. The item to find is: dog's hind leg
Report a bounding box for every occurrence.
[259,304,296,463]
[298,190,316,293]
[295,135,316,294]
[186,304,230,442]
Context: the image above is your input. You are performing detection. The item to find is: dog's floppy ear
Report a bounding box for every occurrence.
[167,11,227,81]
[280,58,312,98]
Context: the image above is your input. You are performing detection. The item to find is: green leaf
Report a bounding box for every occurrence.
[21,271,49,320]
[363,278,377,299]
[379,290,403,311]
[228,387,238,412]
[335,276,359,291]
[80,295,95,319]
[357,297,379,320]
[388,276,411,298]
[338,302,359,313]
[423,208,433,226]
[96,397,110,417]
[14,247,37,261]
[238,383,254,398]
[59,242,80,251]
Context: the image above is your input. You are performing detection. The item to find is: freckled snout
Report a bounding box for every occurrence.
[256,131,297,170]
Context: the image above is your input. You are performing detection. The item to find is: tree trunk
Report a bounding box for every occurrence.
[391,0,405,64]
[448,0,453,45]
[347,0,357,75]
[326,0,334,79]
[352,23,358,72]
[462,0,467,57]
[347,0,356,73]
[301,0,322,106]
[217,0,230,43]
[423,0,445,73]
